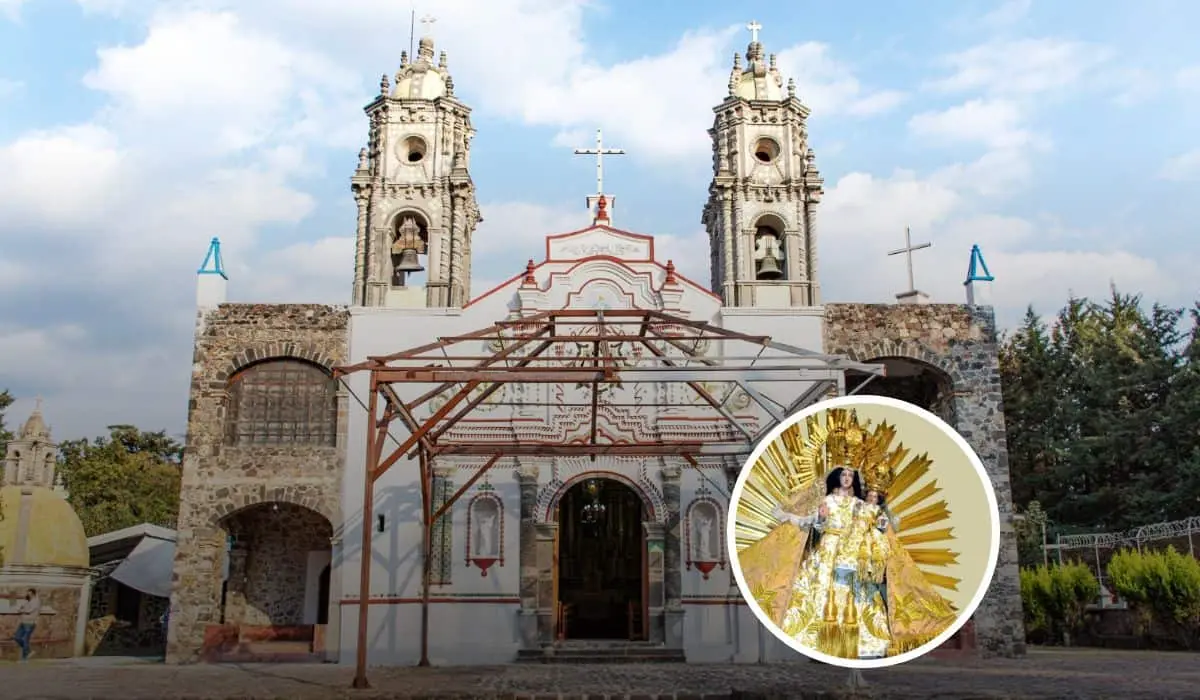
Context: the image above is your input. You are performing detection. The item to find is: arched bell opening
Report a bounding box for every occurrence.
[390,211,430,288]
[751,214,787,281]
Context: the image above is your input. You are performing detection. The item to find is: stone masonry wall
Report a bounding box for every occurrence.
[167,304,349,663]
[225,503,332,627]
[824,303,1026,658]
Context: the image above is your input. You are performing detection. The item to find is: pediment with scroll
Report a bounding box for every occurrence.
[545,225,654,263]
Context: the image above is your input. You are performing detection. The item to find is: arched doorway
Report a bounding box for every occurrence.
[204,501,333,661]
[555,477,646,640]
[845,356,957,425]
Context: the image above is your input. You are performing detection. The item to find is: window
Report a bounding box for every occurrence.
[224,359,338,446]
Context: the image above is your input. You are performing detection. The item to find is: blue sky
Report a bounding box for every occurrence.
[1,0,1198,441]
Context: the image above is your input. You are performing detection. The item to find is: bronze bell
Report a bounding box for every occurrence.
[393,248,424,273]
[756,254,782,279]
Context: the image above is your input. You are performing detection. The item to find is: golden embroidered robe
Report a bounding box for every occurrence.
[739,495,960,659]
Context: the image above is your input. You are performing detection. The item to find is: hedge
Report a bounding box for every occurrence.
[1107,547,1200,650]
[1020,562,1098,645]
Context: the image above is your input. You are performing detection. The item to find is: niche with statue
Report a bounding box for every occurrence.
[684,498,726,579]
[465,490,504,577]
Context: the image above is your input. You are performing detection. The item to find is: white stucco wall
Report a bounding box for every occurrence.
[335,225,830,665]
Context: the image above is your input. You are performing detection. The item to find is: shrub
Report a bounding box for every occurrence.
[1107,547,1200,649]
[1020,562,1099,645]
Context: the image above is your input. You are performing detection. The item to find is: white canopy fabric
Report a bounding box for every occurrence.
[110,536,176,599]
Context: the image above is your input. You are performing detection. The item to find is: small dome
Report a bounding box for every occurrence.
[20,407,48,439]
[392,36,450,100]
[0,485,89,569]
[730,42,786,102]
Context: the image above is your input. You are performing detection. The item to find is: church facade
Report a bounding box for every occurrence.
[166,26,1024,665]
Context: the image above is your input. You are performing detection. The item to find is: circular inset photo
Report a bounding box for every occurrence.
[727,395,1000,669]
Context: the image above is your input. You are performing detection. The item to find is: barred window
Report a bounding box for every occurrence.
[224,359,337,446]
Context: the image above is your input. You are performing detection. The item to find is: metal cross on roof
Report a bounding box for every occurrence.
[573,129,625,196]
[747,20,762,43]
[888,227,931,294]
[420,14,436,35]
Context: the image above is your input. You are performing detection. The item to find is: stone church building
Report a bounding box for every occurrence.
[166,25,1024,665]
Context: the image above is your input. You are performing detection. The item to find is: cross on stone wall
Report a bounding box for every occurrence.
[888,226,931,299]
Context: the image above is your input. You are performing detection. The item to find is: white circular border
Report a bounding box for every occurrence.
[725,394,1002,670]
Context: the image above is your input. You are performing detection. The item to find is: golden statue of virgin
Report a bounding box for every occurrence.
[734,408,961,659]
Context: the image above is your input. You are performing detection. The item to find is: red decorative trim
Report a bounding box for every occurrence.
[684,496,727,579]
[545,469,657,522]
[521,259,538,287]
[463,255,721,309]
[664,260,678,286]
[465,491,505,576]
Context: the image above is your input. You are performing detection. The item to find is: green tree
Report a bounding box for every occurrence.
[1001,289,1200,531]
[0,388,14,453]
[58,425,183,537]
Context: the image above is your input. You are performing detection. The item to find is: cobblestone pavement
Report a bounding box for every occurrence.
[2,649,1198,699]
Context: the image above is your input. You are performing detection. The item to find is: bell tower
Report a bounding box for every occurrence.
[702,21,824,308]
[351,19,481,308]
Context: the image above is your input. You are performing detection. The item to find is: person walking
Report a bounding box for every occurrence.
[12,589,40,662]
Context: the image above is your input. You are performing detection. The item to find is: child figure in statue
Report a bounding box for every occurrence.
[850,487,900,659]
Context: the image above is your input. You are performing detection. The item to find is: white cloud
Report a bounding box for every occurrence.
[979,0,1032,28]
[908,99,1039,150]
[0,125,127,229]
[776,42,906,117]
[927,38,1114,97]
[1177,65,1200,92]
[1158,149,1200,181]
[83,9,362,154]
[818,168,1180,327]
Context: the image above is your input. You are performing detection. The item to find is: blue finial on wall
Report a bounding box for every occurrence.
[197,237,228,279]
[964,244,993,284]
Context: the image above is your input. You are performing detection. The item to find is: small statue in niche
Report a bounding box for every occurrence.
[477,512,496,557]
[695,513,714,560]
[753,226,784,280]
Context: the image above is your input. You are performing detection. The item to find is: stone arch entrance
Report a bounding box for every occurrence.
[846,355,958,426]
[553,476,649,641]
[203,501,333,661]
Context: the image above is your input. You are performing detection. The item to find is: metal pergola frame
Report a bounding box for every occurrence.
[332,308,886,687]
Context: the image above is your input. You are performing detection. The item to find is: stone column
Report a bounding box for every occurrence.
[660,463,685,648]
[804,200,819,305]
[516,464,541,648]
[166,525,228,663]
[74,574,94,657]
[643,521,667,644]
[534,522,558,644]
[950,309,1025,658]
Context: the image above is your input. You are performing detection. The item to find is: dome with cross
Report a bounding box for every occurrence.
[392,20,453,101]
[729,21,787,102]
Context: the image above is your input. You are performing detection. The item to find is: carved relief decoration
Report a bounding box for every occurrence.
[464,485,504,576]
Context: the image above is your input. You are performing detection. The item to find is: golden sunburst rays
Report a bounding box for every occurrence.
[735,408,858,552]
[873,429,961,593]
[733,408,962,593]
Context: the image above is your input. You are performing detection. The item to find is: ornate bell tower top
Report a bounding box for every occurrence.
[703,21,824,310]
[728,21,787,102]
[3,399,66,496]
[350,16,481,310]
